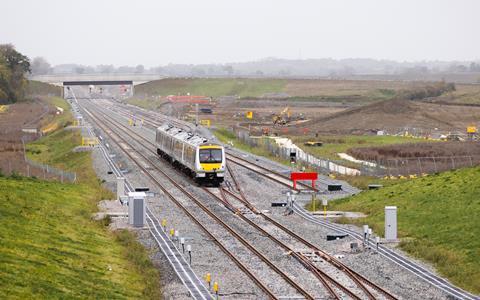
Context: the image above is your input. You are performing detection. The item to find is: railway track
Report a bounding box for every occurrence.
[100,99,358,194]
[216,165,397,300]
[84,100,399,299]
[89,98,479,300]
[71,101,214,300]
[83,104,319,299]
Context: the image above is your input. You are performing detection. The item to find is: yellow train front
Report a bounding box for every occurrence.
[195,143,225,185]
[155,124,225,186]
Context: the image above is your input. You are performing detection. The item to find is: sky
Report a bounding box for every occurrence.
[1,0,479,67]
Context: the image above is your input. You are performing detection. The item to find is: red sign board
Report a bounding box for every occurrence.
[290,172,318,190]
[291,172,318,181]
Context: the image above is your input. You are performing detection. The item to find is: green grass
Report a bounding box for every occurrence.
[26,80,61,98]
[1,113,162,298]
[0,175,154,298]
[292,135,430,162]
[135,78,287,98]
[323,167,480,294]
[127,98,164,110]
[214,128,293,167]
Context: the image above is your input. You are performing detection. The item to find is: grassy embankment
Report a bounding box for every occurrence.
[214,127,294,168]
[291,134,430,162]
[310,167,480,294]
[215,128,427,187]
[0,97,161,299]
[26,80,62,98]
[128,78,402,109]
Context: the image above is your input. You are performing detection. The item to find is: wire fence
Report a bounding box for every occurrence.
[0,153,77,183]
[234,129,360,176]
[359,155,479,177]
[24,157,77,183]
[233,128,479,177]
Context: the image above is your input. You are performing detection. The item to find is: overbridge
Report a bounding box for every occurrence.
[29,73,165,86]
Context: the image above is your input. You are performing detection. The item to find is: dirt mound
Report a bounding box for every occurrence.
[303,99,480,134]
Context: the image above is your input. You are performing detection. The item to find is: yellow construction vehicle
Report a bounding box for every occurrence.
[272,106,291,125]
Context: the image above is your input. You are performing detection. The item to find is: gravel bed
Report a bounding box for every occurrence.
[227,162,451,300]
[105,119,317,298]
[87,116,263,299]
[89,100,454,299]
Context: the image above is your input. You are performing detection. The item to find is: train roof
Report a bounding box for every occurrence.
[156,124,210,147]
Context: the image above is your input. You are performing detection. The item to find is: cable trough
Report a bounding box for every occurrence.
[85,100,398,299]
[73,103,213,300]
[86,98,479,300]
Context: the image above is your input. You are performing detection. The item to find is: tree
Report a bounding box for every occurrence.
[30,57,51,75]
[135,64,145,74]
[96,64,115,74]
[0,44,30,103]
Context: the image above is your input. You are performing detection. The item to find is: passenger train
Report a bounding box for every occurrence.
[155,124,225,185]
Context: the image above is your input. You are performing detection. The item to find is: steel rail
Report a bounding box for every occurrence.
[88,100,386,300]
[223,166,390,300]
[91,99,478,300]
[84,105,311,300]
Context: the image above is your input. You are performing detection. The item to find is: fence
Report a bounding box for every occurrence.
[233,129,479,177]
[235,129,360,176]
[23,157,76,183]
[358,155,479,177]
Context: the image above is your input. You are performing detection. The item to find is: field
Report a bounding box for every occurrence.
[129,79,480,138]
[347,141,480,175]
[135,78,423,100]
[0,98,57,178]
[430,83,480,105]
[0,96,161,298]
[291,134,427,162]
[321,167,480,294]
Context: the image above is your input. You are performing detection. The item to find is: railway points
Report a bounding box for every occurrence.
[75,97,477,300]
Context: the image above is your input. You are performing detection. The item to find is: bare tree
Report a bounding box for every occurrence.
[30,57,51,75]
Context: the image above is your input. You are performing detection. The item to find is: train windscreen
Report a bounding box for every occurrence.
[199,149,222,163]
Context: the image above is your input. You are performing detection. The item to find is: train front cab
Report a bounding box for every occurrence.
[196,144,225,185]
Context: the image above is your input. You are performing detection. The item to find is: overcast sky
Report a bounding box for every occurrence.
[1,0,479,67]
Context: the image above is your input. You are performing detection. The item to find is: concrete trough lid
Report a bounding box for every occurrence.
[128,192,146,198]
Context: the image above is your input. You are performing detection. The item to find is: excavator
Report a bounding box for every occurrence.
[272,106,291,126]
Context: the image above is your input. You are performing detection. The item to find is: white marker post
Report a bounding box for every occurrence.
[180,238,185,253]
[186,245,192,265]
[322,198,328,219]
[117,177,125,200]
[363,225,369,246]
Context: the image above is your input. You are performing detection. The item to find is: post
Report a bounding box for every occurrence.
[174,230,179,244]
[180,237,185,253]
[195,103,199,126]
[311,193,315,212]
[213,281,219,300]
[363,225,369,246]
[162,219,167,232]
[117,177,125,200]
[206,273,211,290]
[367,228,373,249]
[187,245,192,265]
[322,198,328,219]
